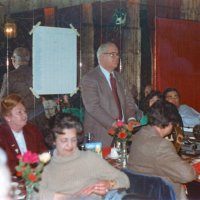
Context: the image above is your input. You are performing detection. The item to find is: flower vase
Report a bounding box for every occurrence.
[25,182,34,200]
[121,141,127,168]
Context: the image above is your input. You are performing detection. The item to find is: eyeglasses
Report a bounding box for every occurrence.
[103,52,119,57]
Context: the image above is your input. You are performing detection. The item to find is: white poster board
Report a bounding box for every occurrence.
[33,26,77,95]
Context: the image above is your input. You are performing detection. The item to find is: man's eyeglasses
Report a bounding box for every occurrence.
[103,52,119,57]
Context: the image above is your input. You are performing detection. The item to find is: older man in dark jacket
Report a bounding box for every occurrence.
[0,47,46,131]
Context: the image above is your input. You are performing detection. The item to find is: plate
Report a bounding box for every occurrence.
[107,154,120,159]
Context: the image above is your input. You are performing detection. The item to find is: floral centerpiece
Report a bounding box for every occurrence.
[108,120,135,167]
[107,120,134,142]
[15,151,51,200]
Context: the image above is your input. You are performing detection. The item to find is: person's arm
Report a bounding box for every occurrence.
[75,180,117,197]
[179,105,200,127]
[40,171,72,200]
[90,152,130,189]
[156,140,197,183]
[0,74,8,98]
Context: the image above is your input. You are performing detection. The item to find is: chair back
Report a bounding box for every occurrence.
[122,168,176,200]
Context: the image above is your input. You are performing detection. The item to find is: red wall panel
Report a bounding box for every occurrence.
[154,18,200,111]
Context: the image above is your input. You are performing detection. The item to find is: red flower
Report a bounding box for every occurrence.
[107,122,132,142]
[21,151,39,164]
[28,173,38,182]
[16,171,22,177]
[108,128,115,136]
[15,151,51,187]
[118,131,128,139]
[116,120,124,127]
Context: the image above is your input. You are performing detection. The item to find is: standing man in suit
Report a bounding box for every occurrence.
[0,47,46,131]
[81,42,139,147]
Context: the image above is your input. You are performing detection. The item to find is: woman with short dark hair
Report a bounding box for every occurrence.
[40,112,129,200]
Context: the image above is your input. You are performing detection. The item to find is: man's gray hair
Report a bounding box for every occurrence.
[96,42,115,63]
[13,47,30,62]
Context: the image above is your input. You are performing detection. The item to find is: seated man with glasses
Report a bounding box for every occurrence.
[163,87,200,128]
[81,42,139,147]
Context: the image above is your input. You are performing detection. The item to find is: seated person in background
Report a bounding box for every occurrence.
[0,47,47,132]
[41,95,57,120]
[139,84,153,111]
[130,84,143,122]
[140,90,162,125]
[60,94,71,112]
[127,100,197,200]
[0,94,48,174]
[163,87,200,127]
[130,84,139,106]
[39,113,129,200]
[69,87,84,108]
[144,84,153,98]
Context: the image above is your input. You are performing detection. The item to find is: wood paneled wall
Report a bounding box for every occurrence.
[181,0,200,21]
[122,0,141,97]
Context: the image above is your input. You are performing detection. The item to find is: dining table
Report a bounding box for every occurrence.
[180,154,200,200]
[104,145,200,200]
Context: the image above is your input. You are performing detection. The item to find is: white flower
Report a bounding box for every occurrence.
[39,152,51,164]
[15,149,19,154]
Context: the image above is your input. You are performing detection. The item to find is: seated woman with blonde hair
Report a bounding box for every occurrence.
[39,113,129,200]
[0,94,48,175]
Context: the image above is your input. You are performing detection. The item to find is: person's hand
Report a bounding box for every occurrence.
[75,180,112,197]
[112,121,118,128]
[128,119,140,129]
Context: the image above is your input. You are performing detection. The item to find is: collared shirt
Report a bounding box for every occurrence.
[99,65,126,121]
[99,65,113,89]
[12,130,27,154]
[179,104,200,127]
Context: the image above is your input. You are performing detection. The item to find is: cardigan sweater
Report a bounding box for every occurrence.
[39,148,129,200]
